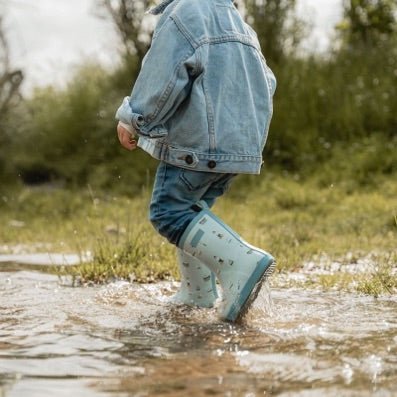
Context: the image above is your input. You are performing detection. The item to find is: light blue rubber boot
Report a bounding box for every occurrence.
[178,204,276,322]
[170,248,219,308]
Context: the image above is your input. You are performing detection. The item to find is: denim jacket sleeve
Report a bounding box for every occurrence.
[115,16,198,139]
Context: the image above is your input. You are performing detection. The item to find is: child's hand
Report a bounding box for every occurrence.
[117,122,138,151]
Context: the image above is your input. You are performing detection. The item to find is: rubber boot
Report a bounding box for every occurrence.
[178,203,275,322]
[170,248,219,308]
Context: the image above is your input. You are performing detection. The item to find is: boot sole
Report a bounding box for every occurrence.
[224,257,276,323]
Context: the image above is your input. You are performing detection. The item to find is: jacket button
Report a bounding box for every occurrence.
[185,155,193,165]
[207,160,216,169]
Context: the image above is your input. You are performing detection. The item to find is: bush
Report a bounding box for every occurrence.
[266,41,397,170]
[5,62,157,195]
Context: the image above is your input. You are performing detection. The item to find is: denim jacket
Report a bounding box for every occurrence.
[115,0,276,174]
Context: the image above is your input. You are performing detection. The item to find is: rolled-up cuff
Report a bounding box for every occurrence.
[115,97,144,130]
[131,113,145,130]
[115,96,168,138]
[115,97,135,125]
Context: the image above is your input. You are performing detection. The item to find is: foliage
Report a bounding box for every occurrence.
[96,0,156,62]
[67,230,177,285]
[264,40,397,169]
[356,253,397,297]
[3,63,157,194]
[245,0,306,64]
[301,253,397,296]
[337,0,397,49]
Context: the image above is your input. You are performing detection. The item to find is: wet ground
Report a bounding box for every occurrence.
[1,257,397,397]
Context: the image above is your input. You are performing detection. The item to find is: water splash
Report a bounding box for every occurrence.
[1,270,396,397]
[242,280,275,326]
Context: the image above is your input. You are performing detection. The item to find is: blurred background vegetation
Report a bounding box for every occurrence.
[0,0,396,197]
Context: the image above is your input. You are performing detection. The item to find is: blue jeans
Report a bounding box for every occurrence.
[150,162,236,245]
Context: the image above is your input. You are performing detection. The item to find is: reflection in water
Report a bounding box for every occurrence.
[0,268,396,397]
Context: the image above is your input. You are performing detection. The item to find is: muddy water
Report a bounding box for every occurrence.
[1,265,396,397]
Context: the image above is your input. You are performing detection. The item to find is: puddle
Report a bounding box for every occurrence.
[1,267,396,396]
[0,253,87,266]
[0,251,92,268]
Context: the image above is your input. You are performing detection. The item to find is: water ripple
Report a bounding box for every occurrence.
[0,270,396,396]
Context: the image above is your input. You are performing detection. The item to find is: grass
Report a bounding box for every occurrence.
[0,166,396,295]
[0,185,179,284]
[355,253,397,297]
[280,252,397,297]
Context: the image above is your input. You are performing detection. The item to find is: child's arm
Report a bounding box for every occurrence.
[115,16,198,138]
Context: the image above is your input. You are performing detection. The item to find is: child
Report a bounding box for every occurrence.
[116,0,277,322]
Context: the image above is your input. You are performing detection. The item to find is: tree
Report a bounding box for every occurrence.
[97,0,156,63]
[244,0,305,64]
[0,17,23,120]
[0,16,23,183]
[338,0,397,48]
